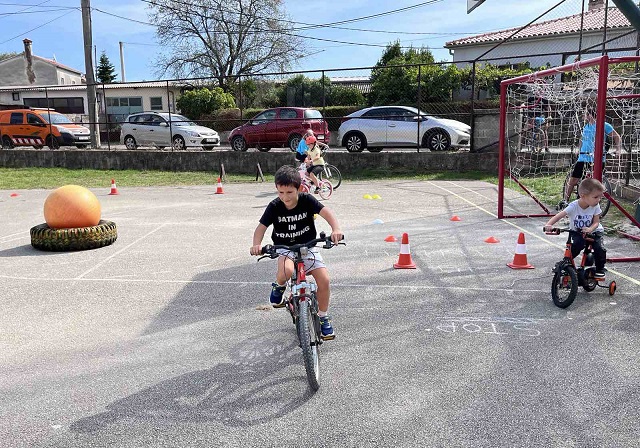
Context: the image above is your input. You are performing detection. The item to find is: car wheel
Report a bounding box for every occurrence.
[424,129,451,151]
[30,220,118,252]
[232,136,248,152]
[46,135,60,150]
[288,134,302,152]
[124,135,138,150]
[344,132,366,153]
[367,147,383,153]
[203,146,215,151]
[2,135,14,149]
[172,135,186,150]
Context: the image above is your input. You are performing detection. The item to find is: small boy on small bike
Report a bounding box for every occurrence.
[544,178,608,279]
[304,135,328,193]
[250,165,344,339]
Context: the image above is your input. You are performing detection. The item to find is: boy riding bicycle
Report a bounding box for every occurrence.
[304,134,329,193]
[544,178,608,279]
[250,165,343,339]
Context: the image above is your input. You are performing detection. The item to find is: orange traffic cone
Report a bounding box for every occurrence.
[215,177,224,194]
[384,235,397,242]
[450,215,462,221]
[507,232,534,269]
[394,233,416,269]
[108,179,119,195]
[484,236,500,243]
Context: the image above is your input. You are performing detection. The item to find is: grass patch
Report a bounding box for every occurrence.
[0,167,495,190]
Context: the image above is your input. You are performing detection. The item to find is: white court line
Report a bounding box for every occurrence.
[0,231,29,242]
[74,223,168,280]
[427,181,640,287]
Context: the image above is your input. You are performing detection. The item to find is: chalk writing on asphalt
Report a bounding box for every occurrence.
[433,316,542,337]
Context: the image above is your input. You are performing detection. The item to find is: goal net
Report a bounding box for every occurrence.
[498,55,640,236]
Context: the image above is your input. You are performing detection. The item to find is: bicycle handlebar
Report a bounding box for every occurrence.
[543,227,596,240]
[258,231,345,261]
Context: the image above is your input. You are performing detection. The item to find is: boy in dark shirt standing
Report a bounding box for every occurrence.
[250,165,344,339]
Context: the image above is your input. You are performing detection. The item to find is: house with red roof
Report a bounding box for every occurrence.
[445,0,637,70]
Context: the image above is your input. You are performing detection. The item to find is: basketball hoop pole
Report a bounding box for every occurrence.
[611,0,640,31]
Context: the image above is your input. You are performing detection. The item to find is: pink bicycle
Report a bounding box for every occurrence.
[297,163,333,200]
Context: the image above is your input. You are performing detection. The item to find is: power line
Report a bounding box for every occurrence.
[0,10,76,44]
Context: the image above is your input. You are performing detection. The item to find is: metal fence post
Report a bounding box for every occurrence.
[470,61,476,153]
[102,82,110,151]
[417,64,422,152]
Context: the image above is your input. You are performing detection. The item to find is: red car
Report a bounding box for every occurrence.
[229,107,330,152]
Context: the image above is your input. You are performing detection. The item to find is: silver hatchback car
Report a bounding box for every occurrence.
[120,112,220,150]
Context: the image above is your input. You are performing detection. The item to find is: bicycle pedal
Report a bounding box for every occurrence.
[320,334,335,341]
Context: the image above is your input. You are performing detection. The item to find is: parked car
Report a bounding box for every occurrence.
[0,108,90,149]
[338,106,471,152]
[228,107,330,152]
[119,112,220,150]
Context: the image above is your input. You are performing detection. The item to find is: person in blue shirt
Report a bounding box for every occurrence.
[561,107,621,206]
[295,129,315,163]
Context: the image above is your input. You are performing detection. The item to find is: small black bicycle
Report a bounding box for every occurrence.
[258,232,344,390]
[544,227,616,309]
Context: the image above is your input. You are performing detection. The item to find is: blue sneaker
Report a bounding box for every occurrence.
[319,316,335,340]
[270,282,286,308]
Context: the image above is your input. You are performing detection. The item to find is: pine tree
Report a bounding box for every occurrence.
[96,52,117,83]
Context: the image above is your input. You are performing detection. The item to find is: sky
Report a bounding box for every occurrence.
[0,0,585,82]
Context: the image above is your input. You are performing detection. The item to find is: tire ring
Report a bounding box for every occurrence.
[30,220,118,252]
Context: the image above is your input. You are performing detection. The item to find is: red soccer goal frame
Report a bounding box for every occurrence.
[498,55,640,262]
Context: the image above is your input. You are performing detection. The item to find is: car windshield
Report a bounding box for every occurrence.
[41,113,73,124]
[167,114,196,126]
[304,109,323,119]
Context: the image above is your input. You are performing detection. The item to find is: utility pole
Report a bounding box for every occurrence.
[119,41,126,82]
[81,0,100,148]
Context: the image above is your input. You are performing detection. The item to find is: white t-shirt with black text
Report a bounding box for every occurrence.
[564,200,604,233]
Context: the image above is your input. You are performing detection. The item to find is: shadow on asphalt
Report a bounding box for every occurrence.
[69,333,314,433]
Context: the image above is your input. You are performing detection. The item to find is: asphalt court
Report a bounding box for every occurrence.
[1,180,640,447]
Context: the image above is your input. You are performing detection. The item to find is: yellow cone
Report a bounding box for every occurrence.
[372,194,381,199]
[363,194,372,199]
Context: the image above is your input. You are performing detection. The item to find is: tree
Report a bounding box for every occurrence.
[176,87,236,119]
[147,0,305,89]
[369,42,461,105]
[96,52,117,83]
[0,52,18,61]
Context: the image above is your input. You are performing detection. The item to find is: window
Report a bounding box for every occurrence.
[27,113,44,124]
[362,108,388,120]
[280,109,298,120]
[23,97,84,114]
[60,77,65,85]
[303,109,323,119]
[9,113,23,124]
[12,92,20,101]
[150,97,163,110]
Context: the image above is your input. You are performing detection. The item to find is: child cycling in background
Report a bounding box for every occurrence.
[544,178,608,279]
[295,129,315,163]
[250,165,344,340]
[304,135,328,193]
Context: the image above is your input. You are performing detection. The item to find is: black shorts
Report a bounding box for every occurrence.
[571,161,586,179]
[295,152,307,162]
[307,165,324,176]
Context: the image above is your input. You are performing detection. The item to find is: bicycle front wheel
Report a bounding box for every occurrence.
[318,164,342,190]
[551,264,578,309]
[297,298,321,391]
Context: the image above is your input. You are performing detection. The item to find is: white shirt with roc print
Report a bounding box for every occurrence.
[564,200,604,233]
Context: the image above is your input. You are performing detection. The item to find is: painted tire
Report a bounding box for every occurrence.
[30,220,117,251]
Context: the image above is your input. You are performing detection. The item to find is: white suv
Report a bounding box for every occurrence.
[119,112,220,150]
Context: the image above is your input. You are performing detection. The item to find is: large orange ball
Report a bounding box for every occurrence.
[44,185,101,229]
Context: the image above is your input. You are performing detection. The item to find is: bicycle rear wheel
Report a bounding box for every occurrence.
[297,298,321,391]
[599,176,612,218]
[318,180,333,200]
[318,164,342,190]
[551,264,578,308]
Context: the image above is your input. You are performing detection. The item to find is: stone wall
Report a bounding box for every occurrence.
[0,149,500,175]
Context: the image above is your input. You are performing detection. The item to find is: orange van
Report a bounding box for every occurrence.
[0,108,90,149]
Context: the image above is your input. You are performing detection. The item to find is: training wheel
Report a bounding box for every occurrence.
[608,281,617,296]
